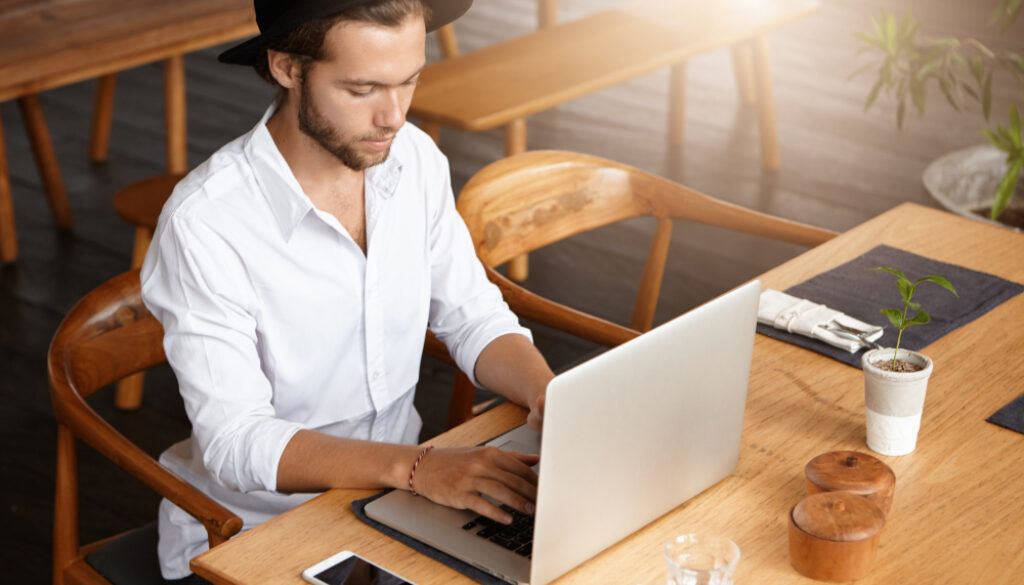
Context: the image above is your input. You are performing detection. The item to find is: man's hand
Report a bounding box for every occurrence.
[411,446,539,524]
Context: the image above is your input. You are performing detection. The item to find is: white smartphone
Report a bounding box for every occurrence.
[302,549,419,585]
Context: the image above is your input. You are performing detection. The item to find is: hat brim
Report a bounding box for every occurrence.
[218,0,473,66]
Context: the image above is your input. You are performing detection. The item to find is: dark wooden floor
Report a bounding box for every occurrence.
[2,0,1021,582]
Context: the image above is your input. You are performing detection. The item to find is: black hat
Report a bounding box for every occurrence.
[219,0,473,66]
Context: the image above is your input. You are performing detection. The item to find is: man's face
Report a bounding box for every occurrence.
[295,14,426,171]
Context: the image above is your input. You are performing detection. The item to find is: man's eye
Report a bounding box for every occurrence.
[349,88,373,96]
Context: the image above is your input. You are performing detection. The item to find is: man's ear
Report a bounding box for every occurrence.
[266,50,304,89]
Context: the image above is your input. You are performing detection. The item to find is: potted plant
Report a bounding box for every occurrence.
[855,1,1024,230]
[862,267,958,456]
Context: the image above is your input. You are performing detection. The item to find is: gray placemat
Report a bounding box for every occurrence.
[352,490,514,585]
[987,392,1024,435]
[756,245,1024,368]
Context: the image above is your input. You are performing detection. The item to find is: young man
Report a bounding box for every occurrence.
[140,0,555,579]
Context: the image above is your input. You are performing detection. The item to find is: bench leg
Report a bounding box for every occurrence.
[730,44,757,105]
[89,74,117,163]
[18,95,74,230]
[539,0,558,28]
[113,226,154,410]
[0,117,17,263]
[437,24,459,58]
[750,36,780,171]
[165,55,188,174]
[668,62,687,147]
[504,118,530,282]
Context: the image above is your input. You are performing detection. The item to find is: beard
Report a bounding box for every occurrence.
[297,77,396,171]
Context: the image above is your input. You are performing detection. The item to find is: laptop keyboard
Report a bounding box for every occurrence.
[461,505,534,558]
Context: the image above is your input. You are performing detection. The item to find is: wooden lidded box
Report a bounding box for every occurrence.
[789,491,886,581]
[805,450,896,516]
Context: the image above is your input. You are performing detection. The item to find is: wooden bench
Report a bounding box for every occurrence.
[411,0,819,279]
[0,0,258,263]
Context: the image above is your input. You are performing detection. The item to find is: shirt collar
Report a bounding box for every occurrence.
[243,103,405,242]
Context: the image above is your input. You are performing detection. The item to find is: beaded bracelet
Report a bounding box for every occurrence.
[407,444,434,496]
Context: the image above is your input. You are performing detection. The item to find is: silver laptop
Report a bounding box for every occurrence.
[365,279,760,585]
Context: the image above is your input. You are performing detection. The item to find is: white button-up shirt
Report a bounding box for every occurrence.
[141,105,530,578]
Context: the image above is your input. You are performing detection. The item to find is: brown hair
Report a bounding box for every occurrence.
[254,0,429,89]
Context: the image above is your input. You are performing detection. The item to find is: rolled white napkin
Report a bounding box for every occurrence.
[758,289,884,352]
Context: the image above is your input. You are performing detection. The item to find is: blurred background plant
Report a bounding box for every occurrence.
[855,0,1022,223]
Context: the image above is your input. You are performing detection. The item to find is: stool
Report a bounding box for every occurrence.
[111,173,183,409]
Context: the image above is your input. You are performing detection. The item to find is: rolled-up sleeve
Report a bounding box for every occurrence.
[141,213,303,494]
[425,161,532,388]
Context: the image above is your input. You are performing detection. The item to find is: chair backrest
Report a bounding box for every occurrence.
[457,150,837,331]
[48,269,241,585]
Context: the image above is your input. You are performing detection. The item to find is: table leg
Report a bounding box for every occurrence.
[504,118,529,282]
[539,0,558,28]
[730,44,757,105]
[89,74,117,163]
[750,36,780,171]
[0,115,17,263]
[437,24,459,58]
[668,62,687,147]
[165,55,187,174]
[18,94,73,229]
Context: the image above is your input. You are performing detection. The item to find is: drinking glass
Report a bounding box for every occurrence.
[664,533,739,585]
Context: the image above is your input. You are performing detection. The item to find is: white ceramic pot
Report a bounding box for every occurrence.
[922,144,1023,233]
[862,348,933,456]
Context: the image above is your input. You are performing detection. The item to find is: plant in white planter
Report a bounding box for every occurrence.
[862,267,958,456]
[855,1,1024,229]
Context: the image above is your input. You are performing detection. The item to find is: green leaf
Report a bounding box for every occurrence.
[897,277,915,304]
[918,275,959,297]
[908,301,922,310]
[960,81,979,101]
[982,72,993,121]
[855,32,887,51]
[870,266,909,280]
[885,12,898,55]
[991,158,1023,220]
[998,125,1018,150]
[871,14,883,39]
[983,128,1012,152]
[904,310,931,326]
[911,78,927,115]
[880,308,904,328]
[916,57,944,80]
[938,77,961,111]
[1010,103,1022,147]
[971,56,985,83]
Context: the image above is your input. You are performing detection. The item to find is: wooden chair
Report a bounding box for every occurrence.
[48,269,243,585]
[453,150,839,402]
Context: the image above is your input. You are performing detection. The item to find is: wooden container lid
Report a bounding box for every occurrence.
[789,492,886,582]
[805,450,895,516]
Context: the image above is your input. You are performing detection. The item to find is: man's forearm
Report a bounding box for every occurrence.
[276,430,421,493]
[474,333,554,412]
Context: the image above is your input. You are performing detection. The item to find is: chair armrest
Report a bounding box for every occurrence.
[654,182,838,248]
[51,379,243,547]
[485,266,640,348]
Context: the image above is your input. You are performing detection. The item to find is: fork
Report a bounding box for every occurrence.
[826,325,884,350]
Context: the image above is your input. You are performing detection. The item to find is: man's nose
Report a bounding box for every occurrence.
[376,88,406,129]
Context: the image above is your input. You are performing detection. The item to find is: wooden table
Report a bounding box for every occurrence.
[193,202,1024,583]
[0,0,257,263]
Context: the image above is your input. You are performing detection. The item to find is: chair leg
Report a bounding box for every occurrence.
[437,23,459,58]
[539,0,558,28]
[504,118,529,282]
[445,372,477,430]
[164,55,188,174]
[0,117,17,263]
[668,61,687,147]
[730,43,757,105]
[113,227,153,410]
[53,425,79,585]
[18,94,74,229]
[89,74,117,163]
[750,36,781,171]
